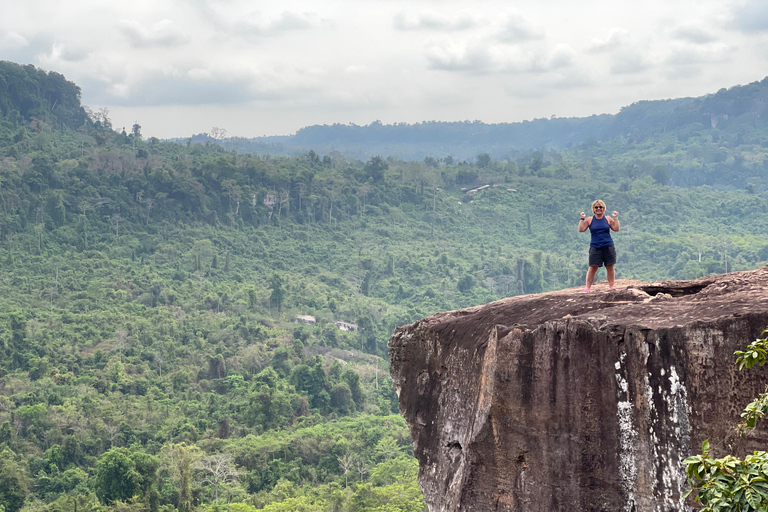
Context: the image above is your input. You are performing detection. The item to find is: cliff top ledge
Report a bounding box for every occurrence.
[412,266,768,336]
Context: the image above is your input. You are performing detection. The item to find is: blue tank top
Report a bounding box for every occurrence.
[589,216,613,248]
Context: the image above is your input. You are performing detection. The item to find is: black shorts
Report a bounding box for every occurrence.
[589,245,617,267]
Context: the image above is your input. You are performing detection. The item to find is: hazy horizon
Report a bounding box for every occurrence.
[3,0,768,139]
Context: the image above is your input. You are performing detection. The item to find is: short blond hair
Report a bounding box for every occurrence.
[592,200,606,212]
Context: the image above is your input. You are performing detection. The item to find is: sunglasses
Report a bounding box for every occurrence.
[594,206,604,209]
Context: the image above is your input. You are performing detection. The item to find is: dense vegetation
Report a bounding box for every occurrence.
[3,60,768,512]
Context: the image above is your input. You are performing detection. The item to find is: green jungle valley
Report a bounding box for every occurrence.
[3,61,768,512]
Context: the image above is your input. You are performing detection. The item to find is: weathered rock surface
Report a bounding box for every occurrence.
[389,268,768,512]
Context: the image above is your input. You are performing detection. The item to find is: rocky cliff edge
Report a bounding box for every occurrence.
[389,267,768,512]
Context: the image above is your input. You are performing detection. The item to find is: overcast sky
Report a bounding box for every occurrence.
[2,0,768,139]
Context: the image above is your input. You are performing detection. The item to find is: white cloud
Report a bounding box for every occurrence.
[505,70,594,102]
[231,11,325,37]
[119,19,190,48]
[344,65,368,74]
[552,71,594,90]
[587,28,630,53]
[664,48,714,67]
[426,40,573,75]
[732,0,768,33]
[670,24,718,44]
[41,42,91,64]
[0,33,55,65]
[496,11,545,42]
[98,70,257,106]
[0,32,29,50]
[504,82,550,100]
[58,46,90,62]
[425,42,497,73]
[543,44,575,70]
[664,63,705,81]
[662,43,735,80]
[393,11,479,31]
[609,51,652,75]
[88,61,335,108]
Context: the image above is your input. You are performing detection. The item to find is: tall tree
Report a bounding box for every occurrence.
[270,274,284,314]
[195,453,239,503]
[0,450,28,512]
[95,448,139,504]
[162,444,202,512]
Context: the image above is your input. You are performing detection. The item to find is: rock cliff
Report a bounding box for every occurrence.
[389,268,768,512]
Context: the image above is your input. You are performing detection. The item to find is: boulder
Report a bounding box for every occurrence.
[389,268,768,511]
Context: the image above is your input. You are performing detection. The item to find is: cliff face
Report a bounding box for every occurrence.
[389,268,768,512]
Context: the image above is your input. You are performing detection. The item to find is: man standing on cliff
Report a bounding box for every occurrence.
[578,199,620,292]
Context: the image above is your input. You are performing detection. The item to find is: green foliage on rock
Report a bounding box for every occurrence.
[684,329,768,511]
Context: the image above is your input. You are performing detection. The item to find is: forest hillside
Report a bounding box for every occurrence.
[1,60,768,512]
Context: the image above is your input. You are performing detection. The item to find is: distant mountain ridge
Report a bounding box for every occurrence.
[210,77,768,160]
